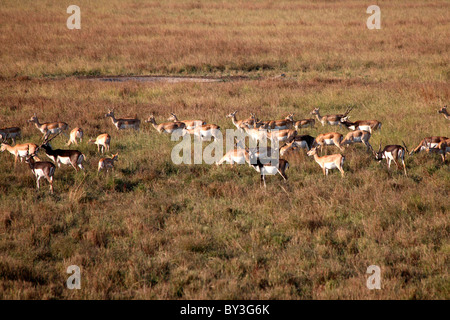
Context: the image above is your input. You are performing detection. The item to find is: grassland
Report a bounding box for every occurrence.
[0,0,449,299]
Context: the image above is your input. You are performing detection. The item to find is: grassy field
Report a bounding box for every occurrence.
[0,0,449,300]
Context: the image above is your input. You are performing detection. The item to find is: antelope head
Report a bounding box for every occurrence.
[27,113,38,124]
[226,111,237,118]
[167,112,177,121]
[311,108,319,115]
[374,141,383,161]
[105,109,115,118]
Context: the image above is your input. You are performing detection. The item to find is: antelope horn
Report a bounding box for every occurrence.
[402,140,410,154]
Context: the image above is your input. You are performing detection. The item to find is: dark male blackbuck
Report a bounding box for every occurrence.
[340,117,382,133]
[374,141,408,176]
[41,141,86,171]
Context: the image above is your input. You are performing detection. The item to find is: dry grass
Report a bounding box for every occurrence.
[0,0,449,300]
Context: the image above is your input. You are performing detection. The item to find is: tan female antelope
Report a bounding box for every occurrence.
[146,115,187,135]
[307,147,345,177]
[105,109,140,131]
[409,136,449,155]
[425,138,450,163]
[1,141,39,164]
[28,114,69,140]
[0,127,21,144]
[226,111,255,131]
[89,133,111,153]
[293,118,315,130]
[25,155,55,193]
[340,117,382,133]
[311,107,353,127]
[98,153,119,172]
[66,127,83,146]
[168,112,206,130]
[438,106,449,120]
[313,132,344,152]
[374,142,408,176]
[258,114,294,130]
[187,124,221,141]
[341,130,373,152]
[268,128,297,144]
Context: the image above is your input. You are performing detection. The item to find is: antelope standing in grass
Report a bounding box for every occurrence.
[105,109,140,131]
[1,141,39,164]
[279,135,315,156]
[311,107,353,127]
[313,132,344,152]
[340,117,382,133]
[89,133,111,153]
[374,142,408,176]
[168,112,206,130]
[226,111,256,131]
[25,155,55,194]
[247,150,290,188]
[98,153,119,173]
[409,136,449,155]
[307,147,345,177]
[66,127,83,146]
[187,124,221,141]
[424,138,450,163]
[146,115,187,135]
[438,106,449,120]
[341,130,373,152]
[258,114,294,130]
[293,118,315,130]
[28,114,69,140]
[0,127,21,144]
[41,142,86,171]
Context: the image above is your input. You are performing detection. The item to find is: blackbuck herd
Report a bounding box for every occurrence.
[0,105,449,192]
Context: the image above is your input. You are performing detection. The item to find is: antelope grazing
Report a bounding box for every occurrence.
[409,136,449,155]
[293,118,315,130]
[307,147,345,177]
[0,127,21,144]
[146,115,187,135]
[105,109,140,131]
[187,124,221,141]
[311,107,353,127]
[247,150,290,188]
[41,143,86,171]
[425,138,450,163]
[98,153,119,172]
[25,155,55,194]
[1,141,39,164]
[340,117,382,133]
[341,130,373,152]
[168,112,206,130]
[258,114,294,130]
[279,135,315,156]
[374,142,408,176]
[66,127,83,146]
[28,114,69,140]
[89,133,111,153]
[313,132,344,152]
[437,106,449,120]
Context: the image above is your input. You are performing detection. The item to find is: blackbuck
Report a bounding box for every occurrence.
[313,132,344,153]
[341,130,373,152]
[0,127,21,144]
[67,127,83,146]
[187,124,221,141]
[424,138,450,163]
[1,141,39,164]
[244,127,297,144]
[409,136,449,155]
[279,135,315,156]
[146,115,187,135]
[247,150,289,188]
[41,142,86,171]
[311,107,353,127]
[437,106,449,120]
[216,139,248,166]
[374,142,408,176]
[293,118,315,130]
[226,111,256,131]
[307,147,345,177]
[25,155,55,194]
[98,153,119,172]
[257,114,294,130]
[105,109,140,131]
[28,114,69,140]
[89,133,111,153]
[168,112,206,130]
[340,117,382,133]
